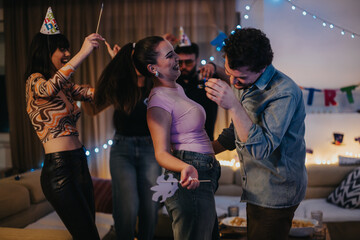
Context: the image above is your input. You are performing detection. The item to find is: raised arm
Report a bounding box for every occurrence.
[105,41,121,59]
[69,33,104,69]
[29,33,104,98]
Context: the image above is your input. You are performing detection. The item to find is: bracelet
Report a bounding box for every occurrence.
[208,62,217,73]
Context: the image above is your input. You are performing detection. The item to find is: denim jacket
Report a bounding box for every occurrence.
[218,64,307,208]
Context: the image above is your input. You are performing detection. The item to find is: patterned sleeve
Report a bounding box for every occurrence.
[67,83,94,102]
[27,64,75,98]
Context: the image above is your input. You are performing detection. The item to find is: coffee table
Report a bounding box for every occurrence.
[219,222,331,240]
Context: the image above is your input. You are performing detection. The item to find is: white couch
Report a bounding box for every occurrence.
[213,164,360,240]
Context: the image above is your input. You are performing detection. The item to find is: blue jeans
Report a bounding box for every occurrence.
[110,134,162,240]
[165,150,221,240]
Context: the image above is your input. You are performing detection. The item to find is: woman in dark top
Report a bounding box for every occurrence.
[86,42,161,240]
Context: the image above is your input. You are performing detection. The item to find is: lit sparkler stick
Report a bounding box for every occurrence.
[160,177,211,183]
[95,3,104,34]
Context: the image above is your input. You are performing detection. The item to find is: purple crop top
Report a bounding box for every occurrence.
[147,83,214,154]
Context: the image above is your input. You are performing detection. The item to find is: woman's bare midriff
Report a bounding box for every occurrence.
[43,135,83,154]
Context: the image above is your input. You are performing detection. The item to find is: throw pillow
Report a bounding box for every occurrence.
[92,177,113,213]
[327,167,360,209]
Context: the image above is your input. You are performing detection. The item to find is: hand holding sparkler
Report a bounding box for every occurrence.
[151,173,211,202]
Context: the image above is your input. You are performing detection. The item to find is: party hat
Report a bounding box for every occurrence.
[40,7,60,35]
[179,26,191,47]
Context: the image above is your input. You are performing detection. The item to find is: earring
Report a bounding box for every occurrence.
[155,71,159,77]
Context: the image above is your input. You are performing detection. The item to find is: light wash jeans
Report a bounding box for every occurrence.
[110,134,161,240]
[165,150,221,240]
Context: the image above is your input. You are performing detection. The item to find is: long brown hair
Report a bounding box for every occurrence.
[95,36,164,114]
[95,43,150,114]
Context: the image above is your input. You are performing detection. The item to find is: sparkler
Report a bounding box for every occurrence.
[95,3,104,34]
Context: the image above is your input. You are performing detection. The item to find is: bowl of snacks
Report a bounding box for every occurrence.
[220,217,247,231]
[289,218,318,237]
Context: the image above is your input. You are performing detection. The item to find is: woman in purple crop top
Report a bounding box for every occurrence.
[131,36,221,240]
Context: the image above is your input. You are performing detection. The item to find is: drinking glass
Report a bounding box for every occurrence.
[311,210,323,227]
[227,205,239,217]
[311,210,325,240]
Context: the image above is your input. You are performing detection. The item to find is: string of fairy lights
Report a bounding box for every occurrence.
[285,0,360,39]
[201,0,359,65]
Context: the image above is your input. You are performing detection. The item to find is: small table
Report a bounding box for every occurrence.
[219,222,331,240]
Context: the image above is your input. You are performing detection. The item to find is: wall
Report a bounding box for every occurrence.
[232,0,360,164]
[305,113,359,164]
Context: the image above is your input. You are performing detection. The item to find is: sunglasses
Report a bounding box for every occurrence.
[179,59,195,66]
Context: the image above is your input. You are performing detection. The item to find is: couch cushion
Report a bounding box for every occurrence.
[0,227,72,240]
[216,185,242,196]
[299,198,360,222]
[92,177,112,214]
[234,168,243,186]
[1,170,45,204]
[218,166,234,185]
[326,167,360,209]
[307,165,356,187]
[0,182,30,219]
[305,187,335,199]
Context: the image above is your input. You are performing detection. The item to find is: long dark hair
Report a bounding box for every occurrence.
[95,43,142,114]
[95,36,164,114]
[25,32,70,80]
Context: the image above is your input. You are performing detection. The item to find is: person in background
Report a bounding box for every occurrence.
[205,27,307,240]
[174,42,219,140]
[84,41,162,240]
[25,7,104,240]
[133,36,221,240]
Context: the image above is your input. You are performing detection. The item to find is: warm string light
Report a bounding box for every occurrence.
[345,152,360,158]
[305,153,338,165]
[306,150,360,166]
[218,158,240,169]
[285,0,360,40]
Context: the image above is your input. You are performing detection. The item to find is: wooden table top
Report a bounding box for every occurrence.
[219,223,330,240]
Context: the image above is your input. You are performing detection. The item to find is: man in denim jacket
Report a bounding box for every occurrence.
[205,28,307,240]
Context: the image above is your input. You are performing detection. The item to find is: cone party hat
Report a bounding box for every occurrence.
[40,7,60,35]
